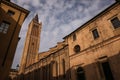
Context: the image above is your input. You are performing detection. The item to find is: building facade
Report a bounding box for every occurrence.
[64,2,120,80]
[22,42,70,80]
[15,1,120,80]
[0,0,29,80]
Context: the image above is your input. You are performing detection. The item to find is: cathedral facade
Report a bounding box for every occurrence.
[14,1,120,80]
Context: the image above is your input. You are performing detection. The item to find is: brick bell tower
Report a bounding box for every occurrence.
[19,14,42,74]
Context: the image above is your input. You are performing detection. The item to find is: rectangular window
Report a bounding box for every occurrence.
[0,21,10,34]
[7,10,15,16]
[92,29,99,39]
[73,34,76,41]
[111,17,120,29]
[101,62,114,80]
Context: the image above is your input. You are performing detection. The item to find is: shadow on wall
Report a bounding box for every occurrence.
[13,52,120,80]
[0,6,22,80]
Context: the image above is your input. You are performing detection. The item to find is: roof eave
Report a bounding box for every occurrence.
[63,2,118,39]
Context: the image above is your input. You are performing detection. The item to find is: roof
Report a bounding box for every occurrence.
[34,14,39,22]
[63,2,119,39]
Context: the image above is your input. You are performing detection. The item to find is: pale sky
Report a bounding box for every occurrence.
[11,0,115,69]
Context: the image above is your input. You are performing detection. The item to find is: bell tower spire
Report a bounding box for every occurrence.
[33,14,39,22]
[19,14,42,74]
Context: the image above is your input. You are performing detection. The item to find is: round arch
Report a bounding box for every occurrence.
[74,45,81,53]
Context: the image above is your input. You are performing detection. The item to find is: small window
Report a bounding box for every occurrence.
[0,21,10,34]
[76,67,86,80]
[74,45,80,53]
[7,10,15,16]
[73,33,76,41]
[111,17,120,29]
[92,29,99,39]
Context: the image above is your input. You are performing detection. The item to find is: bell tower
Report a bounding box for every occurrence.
[19,14,42,73]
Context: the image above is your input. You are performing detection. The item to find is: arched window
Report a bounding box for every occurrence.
[73,33,76,41]
[62,59,65,78]
[51,61,58,78]
[74,45,80,53]
[76,67,86,80]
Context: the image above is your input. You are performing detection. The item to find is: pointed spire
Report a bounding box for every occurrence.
[34,14,39,22]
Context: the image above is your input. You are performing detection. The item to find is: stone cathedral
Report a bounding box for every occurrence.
[14,1,120,80]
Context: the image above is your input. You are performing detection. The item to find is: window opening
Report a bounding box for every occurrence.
[111,17,120,29]
[74,45,80,53]
[92,29,99,39]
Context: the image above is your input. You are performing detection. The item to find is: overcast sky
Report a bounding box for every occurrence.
[11,0,115,69]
